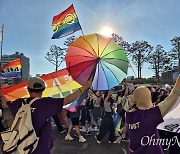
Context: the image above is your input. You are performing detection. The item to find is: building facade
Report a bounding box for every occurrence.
[1,52,30,85]
[161,66,179,85]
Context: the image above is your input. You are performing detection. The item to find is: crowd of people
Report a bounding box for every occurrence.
[0,75,179,154]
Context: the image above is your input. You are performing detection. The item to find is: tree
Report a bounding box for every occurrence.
[130,41,153,79]
[45,45,66,71]
[169,37,180,73]
[112,33,131,56]
[45,36,77,71]
[15,51,24,56]
[64,36,77,47]
[148,45,171,83]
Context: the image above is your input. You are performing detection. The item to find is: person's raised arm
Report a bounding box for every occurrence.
[158,75,180,117]
[104,89,113,106]
[64,81,92,105]
[124,83,129,97]
[0,91,8,108]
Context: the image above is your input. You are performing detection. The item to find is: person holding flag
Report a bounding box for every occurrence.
[0,77,92,154]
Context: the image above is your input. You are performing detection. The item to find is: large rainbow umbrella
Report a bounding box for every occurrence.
[65,33,129,90]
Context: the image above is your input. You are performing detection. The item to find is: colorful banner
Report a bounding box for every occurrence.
[51,4,82,39]
[0,59,22,79]
[0,68,81,102]
[64,89,88,112]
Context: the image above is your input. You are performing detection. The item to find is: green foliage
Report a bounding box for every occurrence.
[130,41,153,79]
[112,33,131,56]
[45,36,77,71]
[169,37,180,70]
[64,36,77,47]
[148,45,172,82]
[129,77,157,85]
[45,45,66,71]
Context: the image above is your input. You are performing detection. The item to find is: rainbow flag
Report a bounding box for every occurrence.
[0,59,22,79]
[0,68,81,102]
[113,112,122,133]
[52,5,82,39]
[64,89,88,112]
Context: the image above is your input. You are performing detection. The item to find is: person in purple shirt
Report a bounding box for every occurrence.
[126,75,180,154]
[0,77,92,154]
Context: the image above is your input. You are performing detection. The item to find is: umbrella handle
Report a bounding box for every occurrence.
[88,75,93,81]
[88,67,96,81]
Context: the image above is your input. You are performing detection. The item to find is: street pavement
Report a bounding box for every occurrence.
[51,126,129,154]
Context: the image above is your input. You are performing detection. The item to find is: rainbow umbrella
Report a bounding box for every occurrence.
[65,33,128,90]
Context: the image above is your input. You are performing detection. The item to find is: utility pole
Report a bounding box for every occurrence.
[0,25,4,69]
[0,24,4,87]
[178,41,180,74]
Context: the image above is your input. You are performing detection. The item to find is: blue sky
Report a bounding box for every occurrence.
[0,0,180,78]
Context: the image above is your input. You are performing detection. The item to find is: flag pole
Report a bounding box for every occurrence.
[81,29,84,36]
[0,25,4,69]
[129,61,139,84]
[0,24,4,88]
[72,4,84,36]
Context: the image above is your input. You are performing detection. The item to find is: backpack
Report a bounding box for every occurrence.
[1,98,39,154]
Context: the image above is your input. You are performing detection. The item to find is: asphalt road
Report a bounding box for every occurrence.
[51,127,129,154]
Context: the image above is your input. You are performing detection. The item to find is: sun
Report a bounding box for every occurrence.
[100,26,113,37]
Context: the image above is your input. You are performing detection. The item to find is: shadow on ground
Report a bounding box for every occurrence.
[51,127,129,154]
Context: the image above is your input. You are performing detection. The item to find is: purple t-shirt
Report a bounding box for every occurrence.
[7,97,64,154]
[126,106,164,154]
